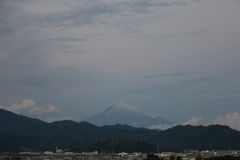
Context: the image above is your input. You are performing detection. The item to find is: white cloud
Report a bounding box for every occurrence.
[0,99,65,122]
[182,116,205,126]
[149,117,205,130]
[149,124,177,130]
[47,116,77,123]
[149,113,240,131]
[204,112,240,131]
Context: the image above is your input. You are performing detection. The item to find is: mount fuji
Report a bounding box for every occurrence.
[83,102,173,128]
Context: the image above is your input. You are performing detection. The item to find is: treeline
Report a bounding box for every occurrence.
[203,155,240,160]
[145,154,183,160]
[145,154,240,160]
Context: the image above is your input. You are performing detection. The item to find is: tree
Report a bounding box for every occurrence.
[170,155,176,160]
[146,153,163,160]
[177,156,182,160]
[195,155,202,160]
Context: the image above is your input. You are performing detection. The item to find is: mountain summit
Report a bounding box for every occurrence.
[84,102,173,128]
[103,102,145,116]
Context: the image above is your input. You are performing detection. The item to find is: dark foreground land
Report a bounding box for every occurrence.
[1,150,240,160]
[1,108,240,152]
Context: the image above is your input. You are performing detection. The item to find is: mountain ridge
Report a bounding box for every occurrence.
[84,102,173,128]
[1,108,240,151]
[103,102,145,116]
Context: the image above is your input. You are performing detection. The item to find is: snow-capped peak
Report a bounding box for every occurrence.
[104,102,145,116]
[84,102,173,128]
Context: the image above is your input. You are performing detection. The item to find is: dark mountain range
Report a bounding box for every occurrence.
[0,108,48,135]
[84,102,173,128]
[1,108,240,152]
[151,125,240,150]
[0,108,154,140]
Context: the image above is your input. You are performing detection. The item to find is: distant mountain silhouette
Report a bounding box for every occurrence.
[150,125,240,150]
[1,108,240,152]
[0,108,150,140]
[84,102,172,128]
[0,108,48,136]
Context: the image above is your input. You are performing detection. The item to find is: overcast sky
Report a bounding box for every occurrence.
[0,0,240,130]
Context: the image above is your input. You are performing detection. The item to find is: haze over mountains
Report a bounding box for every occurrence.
[84,102,173,128]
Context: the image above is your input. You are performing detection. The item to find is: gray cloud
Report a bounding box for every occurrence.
[19,77,52,87]
[0,0,239,125]
[119,84,179,95]
[54,38,86,42]
[0,28,13,36]
[63,50,85,54]
[183,76,218,84]
[192,0,201,3]
[171,1,188,6]
[1,0,188,30]
[141,72,195,78]
[144,29,208,44]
